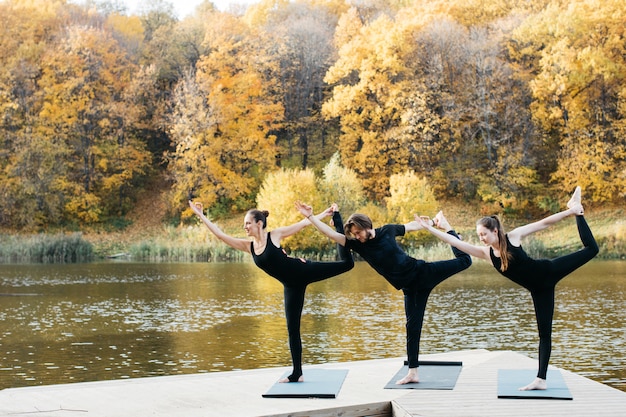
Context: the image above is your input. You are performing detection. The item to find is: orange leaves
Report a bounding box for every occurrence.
[1,0,625,230]
[168,14,283,215]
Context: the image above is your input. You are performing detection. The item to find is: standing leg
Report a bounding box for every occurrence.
[281,285,307,382]
[396,288,431,384]
[395,216,471,385]
[519,216,597,391]
[397,237,470,386]
[519,289,554,391]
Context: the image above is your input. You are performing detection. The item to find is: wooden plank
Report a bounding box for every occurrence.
[392,351,626,417]
[0,350,624,417]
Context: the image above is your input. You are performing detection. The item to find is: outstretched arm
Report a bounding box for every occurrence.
[295,202,347,246]
[415,215,490,261]
[189,201,251,253]
[507,204,582,246]
[270,205,335,241]
[404,215,437,233]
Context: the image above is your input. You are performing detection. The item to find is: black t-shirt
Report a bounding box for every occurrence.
[345,224,424,290]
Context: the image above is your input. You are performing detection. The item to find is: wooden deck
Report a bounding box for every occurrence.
[1,350,625,417]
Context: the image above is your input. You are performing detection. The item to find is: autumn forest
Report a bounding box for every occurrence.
[0,0,624,232]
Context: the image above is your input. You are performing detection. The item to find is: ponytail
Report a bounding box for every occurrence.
[477,215,510,271]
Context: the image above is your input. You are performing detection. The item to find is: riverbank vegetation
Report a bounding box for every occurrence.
[1,188,622,263]
[0,233,93,263]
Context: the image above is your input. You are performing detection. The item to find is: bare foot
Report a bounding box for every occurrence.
[569,203,584,216]
[395,368,419,385]
[434,211,452,232]
[518,377,547,391]
[279,375,304,383]
[567,186,581,209]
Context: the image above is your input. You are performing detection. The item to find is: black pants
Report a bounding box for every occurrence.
[283,212,353,381]
[525,216,598,379]
[403,231,472,368]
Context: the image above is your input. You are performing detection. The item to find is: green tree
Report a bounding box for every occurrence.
[319,152,366,217]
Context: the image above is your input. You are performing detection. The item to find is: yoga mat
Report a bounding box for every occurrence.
[262,369,349,398]
[497,369,573,400]
[384,360,463,390]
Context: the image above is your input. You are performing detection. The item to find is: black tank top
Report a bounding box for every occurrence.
[250,232,309,286]
[489,234,549,290]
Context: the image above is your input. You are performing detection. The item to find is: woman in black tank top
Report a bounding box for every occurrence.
[416,186,599,391]
[189,201,353,383]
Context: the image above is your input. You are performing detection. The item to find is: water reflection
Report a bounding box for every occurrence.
[0,261,624,391]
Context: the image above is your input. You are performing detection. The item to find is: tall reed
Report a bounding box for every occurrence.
[0,233,93,263]
[127,240,244,262]
[126,225,245,262]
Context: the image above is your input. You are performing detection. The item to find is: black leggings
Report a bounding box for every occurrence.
[527,216,598,379]
[283,213,353,381]
[403,231,472,368]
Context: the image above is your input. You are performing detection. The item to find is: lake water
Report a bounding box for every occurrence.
[0,260,624,392]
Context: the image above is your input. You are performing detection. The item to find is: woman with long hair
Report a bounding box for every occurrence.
[415,186,599,390]
[189,201,354,383]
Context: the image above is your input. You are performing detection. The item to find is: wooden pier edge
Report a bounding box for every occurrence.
[261,401,392,417]
[1,350,625,417]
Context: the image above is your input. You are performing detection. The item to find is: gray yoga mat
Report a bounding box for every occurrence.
[262,369,349,398]
[384,360,463,390]
[497,369,573,400]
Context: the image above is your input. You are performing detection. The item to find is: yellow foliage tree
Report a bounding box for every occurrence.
[170,11,283,216]
[324,11,416,199]
[386,171,438,222]
[514,0,626,203]
[256,168,327,253]
[38,23,151,223]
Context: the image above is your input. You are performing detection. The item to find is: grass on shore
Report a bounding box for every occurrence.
[0,232,93,264]
[0,200,623,264]
[89,201,626,262]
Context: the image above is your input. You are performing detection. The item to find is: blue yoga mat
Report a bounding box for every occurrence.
[262,369,349,398]
[384,361,463,390]
[497,369,573,400]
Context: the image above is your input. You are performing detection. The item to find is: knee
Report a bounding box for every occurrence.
[285,318,301,335]
[287,329,301,341]
[538,328,552,341]
[455,254,472,270]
